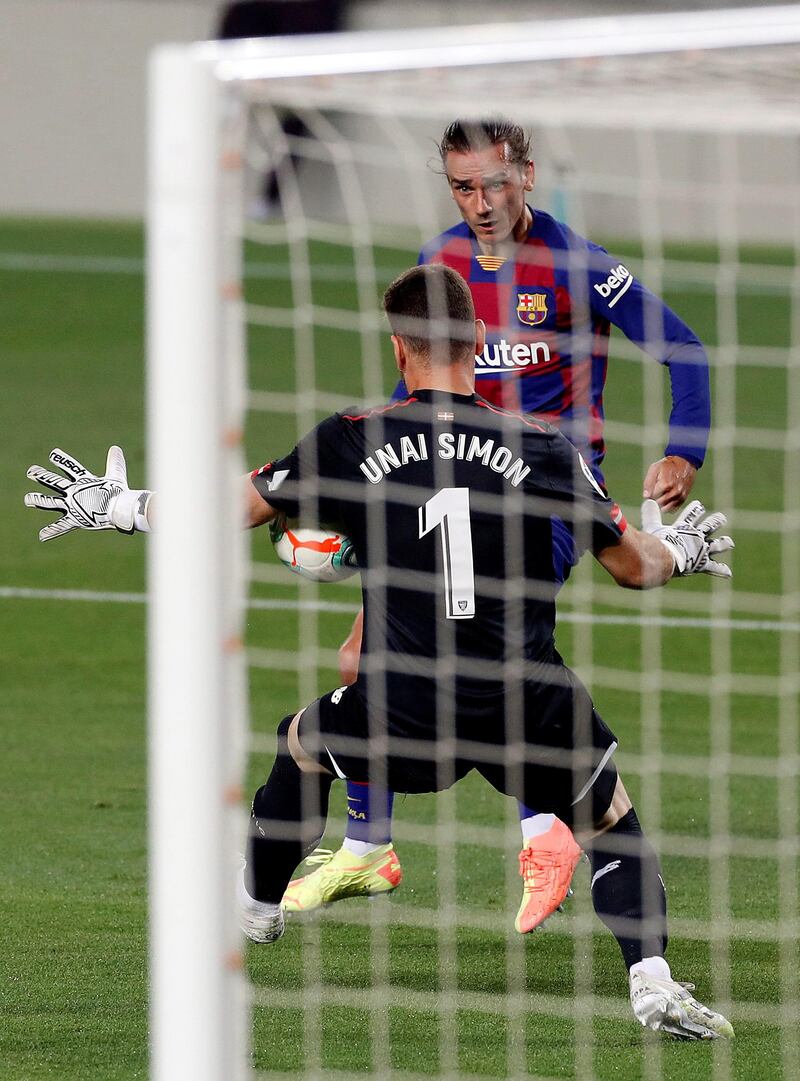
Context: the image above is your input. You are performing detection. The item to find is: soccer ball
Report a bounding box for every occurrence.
[271,520,358,583]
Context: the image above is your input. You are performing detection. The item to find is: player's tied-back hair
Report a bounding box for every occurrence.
[383,264,476,367]
[438,116,532,168]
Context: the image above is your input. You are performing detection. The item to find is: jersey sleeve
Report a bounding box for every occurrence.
[541,430,627,554]
[250,415,352,528]
[586,241,711,469]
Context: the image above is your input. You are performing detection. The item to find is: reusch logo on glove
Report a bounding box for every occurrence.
[50,451,88,477]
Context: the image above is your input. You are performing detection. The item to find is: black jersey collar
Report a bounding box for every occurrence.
[408,389,477,405]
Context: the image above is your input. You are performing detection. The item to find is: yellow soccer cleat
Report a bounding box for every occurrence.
[515,818,583,933]
[282,843,402,912]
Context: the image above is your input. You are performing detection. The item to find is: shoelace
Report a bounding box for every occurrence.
[304,848,335,867]
[518,848,554,890]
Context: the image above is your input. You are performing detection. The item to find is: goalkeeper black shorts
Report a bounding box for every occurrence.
[296,668,618,826]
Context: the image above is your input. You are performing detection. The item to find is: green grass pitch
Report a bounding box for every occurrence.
[1,217,798,1080]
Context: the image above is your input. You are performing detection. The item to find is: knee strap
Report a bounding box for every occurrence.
[247,714,333,903]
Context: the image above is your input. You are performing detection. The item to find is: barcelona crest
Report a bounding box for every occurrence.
[516,291,548,327]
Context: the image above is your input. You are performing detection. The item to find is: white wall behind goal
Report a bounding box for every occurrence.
[0,1,216,218]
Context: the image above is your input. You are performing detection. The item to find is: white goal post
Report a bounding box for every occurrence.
[147,8,800,1081]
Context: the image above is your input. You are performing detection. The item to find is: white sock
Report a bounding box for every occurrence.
[630,955,671,981]
[251,899,281,918]
[238,865,281,914]
[520,812,556,843]
[241,886,281,918]
[342,838,383,857]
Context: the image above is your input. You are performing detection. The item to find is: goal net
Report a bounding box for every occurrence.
[147,8,800,1080]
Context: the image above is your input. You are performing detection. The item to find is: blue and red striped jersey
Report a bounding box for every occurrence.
[393,208,710,476]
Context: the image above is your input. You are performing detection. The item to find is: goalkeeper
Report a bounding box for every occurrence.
[289,116,713,934]
[25,263,734,1040]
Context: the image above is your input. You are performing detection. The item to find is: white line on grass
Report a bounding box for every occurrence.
[0,251,385,282]
[2,250,794,294]
[0,253,144,274]
[2,585,798,633]
[0,585,357,615]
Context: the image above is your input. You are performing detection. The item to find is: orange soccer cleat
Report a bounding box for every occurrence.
[515,818,583,933]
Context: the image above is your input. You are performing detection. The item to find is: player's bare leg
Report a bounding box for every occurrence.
[583,776,733,1040]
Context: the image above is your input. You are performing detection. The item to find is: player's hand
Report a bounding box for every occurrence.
[642,455,697,512]
[641,499,734,578]
[24,446,151,542]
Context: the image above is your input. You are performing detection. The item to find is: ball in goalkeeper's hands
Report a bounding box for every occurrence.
[270,519,358,583]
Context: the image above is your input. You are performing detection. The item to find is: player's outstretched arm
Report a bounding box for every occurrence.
[642,455,697,511]
[24,447,152,541]
[597,499,733,589]
[25,445,284,542]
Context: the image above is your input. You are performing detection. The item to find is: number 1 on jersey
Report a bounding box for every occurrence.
[418,486,476,619]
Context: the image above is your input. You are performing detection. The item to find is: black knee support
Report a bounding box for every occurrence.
[586,807,668,968]
[246,714,334,903]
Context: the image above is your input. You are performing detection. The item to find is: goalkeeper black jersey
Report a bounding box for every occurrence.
[252,389,625,689]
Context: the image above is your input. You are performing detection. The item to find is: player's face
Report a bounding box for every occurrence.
[445,142,534,250]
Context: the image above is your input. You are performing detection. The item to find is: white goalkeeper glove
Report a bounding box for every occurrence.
[641,498,734,578]
[25,446,152,542]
